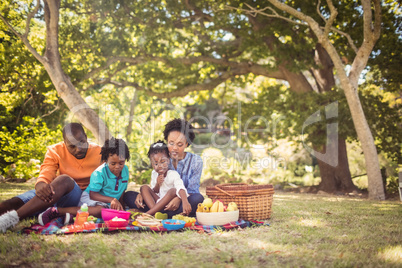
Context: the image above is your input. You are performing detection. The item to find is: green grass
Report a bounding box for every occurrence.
[0,182,401,267]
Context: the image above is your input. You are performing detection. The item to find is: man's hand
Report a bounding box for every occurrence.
[165,197,181,211]
[135,193,145,209]
[35,182,55,203]
[111,198,123,210]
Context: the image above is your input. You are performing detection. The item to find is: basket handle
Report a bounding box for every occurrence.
[214,184,235,197]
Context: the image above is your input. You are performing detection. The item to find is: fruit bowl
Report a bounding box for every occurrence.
[196,210,239,226]
[101,208,131,221]
[162,219,185,230]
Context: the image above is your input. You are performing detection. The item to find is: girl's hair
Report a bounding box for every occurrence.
[101,138,130,162]
[147,140,169,159]
[163,118,195,147]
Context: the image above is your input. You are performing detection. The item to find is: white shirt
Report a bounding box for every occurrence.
[150,170,189,202]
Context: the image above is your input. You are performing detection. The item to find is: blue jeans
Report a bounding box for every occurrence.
[124,190,204,218]
[16,182,83,213]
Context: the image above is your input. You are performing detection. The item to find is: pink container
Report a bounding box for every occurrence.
[101,208,131,221]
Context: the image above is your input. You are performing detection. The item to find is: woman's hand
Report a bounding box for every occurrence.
[135,193,145,209]
[165,197,181,211]
[182,200,192,216]
[111,198,123,210]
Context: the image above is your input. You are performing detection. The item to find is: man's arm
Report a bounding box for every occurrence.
[35,147,59,202]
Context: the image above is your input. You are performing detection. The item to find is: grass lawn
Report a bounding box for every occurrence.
[0,182,401,267]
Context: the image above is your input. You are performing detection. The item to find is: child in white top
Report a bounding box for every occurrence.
[140,140,191,216]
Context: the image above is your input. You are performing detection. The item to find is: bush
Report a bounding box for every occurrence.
[132,169,153,185]
[0,117,62,180]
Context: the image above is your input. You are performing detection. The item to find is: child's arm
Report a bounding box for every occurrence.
[89,191,124,210]
[178,189,191,215]
[152,173,164,193]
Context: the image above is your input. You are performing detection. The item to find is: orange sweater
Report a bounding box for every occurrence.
[36,142,102,190]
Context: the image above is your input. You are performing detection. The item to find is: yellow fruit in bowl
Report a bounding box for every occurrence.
[202,198,213,208]
[227,202,238,211]
[226,205,235,212]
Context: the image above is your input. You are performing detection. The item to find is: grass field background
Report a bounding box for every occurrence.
[0,182,401,267]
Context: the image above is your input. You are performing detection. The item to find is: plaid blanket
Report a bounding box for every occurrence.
[20,218,269,235]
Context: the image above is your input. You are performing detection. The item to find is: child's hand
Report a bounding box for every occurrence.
[182,200,192,216]
[111,198,123,210]
[157,174,165,186]
[135,194,144,208]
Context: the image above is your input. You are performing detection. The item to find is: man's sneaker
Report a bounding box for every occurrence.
[38,207,71,226]
[0,210,19,233]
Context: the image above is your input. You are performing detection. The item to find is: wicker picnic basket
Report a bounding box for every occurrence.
[206,183,274,220]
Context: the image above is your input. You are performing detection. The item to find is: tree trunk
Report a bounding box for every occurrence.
[311,44,356,193]
[267,0,385,200]
[41,0,111,144]
[126,89,138,139]
[316,138,358,193]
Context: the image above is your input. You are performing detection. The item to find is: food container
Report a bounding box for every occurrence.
[196,210,239,226]
[105,219,129,228]
[101,208,131,221]
[162,219,185,230]
[206,183,274,220]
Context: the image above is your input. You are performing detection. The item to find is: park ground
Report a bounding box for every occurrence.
[0,182,401,267]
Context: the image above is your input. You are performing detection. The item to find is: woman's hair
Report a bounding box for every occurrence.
[147,140,169,159]
[101,138,130,162]
[163,118,195,146]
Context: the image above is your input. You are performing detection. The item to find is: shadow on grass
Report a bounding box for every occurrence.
[0,182,35,201]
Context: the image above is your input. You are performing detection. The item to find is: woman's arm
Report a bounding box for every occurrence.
[179,189,191,215]
[186,154,203,194]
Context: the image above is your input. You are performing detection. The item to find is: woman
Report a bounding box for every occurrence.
[124,118,204,217]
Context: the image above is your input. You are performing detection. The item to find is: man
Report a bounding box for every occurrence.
[0,123,102,232]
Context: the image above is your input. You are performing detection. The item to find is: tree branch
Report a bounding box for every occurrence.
[324,0,337,37]
[373,0,382,41]
[0,8,45,64]
[228,2,357,53]
[225,4,308,27]
[24,0,41,38]
[361,0,373,42]
[316,0,326,22]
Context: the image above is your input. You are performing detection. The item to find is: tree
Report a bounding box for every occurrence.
[2,1,399,198]
[0,0,111,144]
[251,0,384,199]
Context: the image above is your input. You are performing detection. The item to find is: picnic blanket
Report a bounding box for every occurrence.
[20,218,269,235]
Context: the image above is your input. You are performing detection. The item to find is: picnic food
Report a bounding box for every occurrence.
[226,202,238,211]
[87,215,97,222]
[111,217,126,221]
[155,212,168,220]
[197,201,238,213]
[172,215,196,225]
[136,214,162,226]
[210,200,225,212]
[202,198,213,208]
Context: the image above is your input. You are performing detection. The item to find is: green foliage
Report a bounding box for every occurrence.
[226,79,401,164]
[385,175,400,194]
[132,169,152,185]
[0,117,62,179]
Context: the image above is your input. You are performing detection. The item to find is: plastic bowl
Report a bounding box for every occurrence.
[105,219,129,228]
[196,210,239,226]
[162,219,185,230]
[101,208,131,221]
